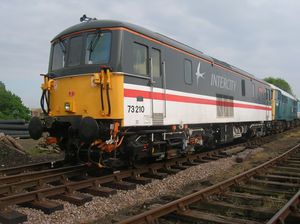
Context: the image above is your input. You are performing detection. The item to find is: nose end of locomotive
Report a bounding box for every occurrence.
[28,117,43,140]
[79,116,99,143]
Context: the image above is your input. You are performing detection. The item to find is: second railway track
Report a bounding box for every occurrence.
[119,143,300,224]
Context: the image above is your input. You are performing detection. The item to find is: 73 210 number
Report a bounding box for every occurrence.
[127,105,145,113]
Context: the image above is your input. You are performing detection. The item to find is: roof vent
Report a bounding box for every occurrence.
[80,14,97,22]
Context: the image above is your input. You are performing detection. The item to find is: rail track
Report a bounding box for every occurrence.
[118,143,300,224]
[0,134,274,224]
[0,160,64,176]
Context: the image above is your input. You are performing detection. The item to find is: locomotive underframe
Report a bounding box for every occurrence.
[35,114,279,168]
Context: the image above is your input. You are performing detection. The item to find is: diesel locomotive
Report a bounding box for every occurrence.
[28,16,298,168]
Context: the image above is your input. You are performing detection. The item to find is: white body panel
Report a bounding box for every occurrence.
[124,83,272,127]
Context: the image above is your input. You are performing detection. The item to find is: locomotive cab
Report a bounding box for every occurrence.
[29,20,127,167]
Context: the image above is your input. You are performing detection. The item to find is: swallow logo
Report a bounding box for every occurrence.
[195,62,205,87]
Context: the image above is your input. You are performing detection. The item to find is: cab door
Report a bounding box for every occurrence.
[266,88,271,120]
[276,90,282,120]
[149,47,166,125]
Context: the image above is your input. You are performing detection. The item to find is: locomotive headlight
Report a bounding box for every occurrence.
[64,102,71,111]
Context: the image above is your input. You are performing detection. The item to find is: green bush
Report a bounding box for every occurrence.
[0,81,31,120]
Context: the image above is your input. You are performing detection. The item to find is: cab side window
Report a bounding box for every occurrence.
[184,59,192,84]
[133,42,148,76]
[152,48,161,78]
[241,80,246,96]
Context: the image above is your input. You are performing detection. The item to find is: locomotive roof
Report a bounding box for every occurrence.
[52,20,212,60]
[268,84,297,100]
[53,19,267,85]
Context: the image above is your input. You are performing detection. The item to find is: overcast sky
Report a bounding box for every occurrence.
[1,0,300,108]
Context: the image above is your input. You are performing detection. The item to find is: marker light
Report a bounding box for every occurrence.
[65,102,71,112]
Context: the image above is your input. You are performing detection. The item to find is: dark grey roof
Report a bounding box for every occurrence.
[52,19,266,84]
[211,57,232,70]
[53,20,149,40]
[230,65,255,79]
[52,20,212,62]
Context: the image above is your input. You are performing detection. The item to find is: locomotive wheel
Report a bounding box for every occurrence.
[58,138,79,164]
[64,150,78,164]
[206,138,216,150]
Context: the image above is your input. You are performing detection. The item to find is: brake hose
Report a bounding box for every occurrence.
[40,91,45,114]
[40,90,49,115]
[106,83,111,115]
[100,83,104,112]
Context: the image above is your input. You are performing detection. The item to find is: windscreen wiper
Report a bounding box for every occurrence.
[58,39,66,54]
[88,31,102,52]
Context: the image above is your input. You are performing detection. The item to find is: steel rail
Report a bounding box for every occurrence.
[0,160,64,176]
[0,168,87,196]
[0,164,86,185]
[118,143,300,224]
[266,189,300,224]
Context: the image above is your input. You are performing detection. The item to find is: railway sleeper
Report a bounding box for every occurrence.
[286,212,300,224]
[0,209,27,224]
[270,170,300,178]
[221,192,287,208]
[213,153,229,158]
[124,176,152,185]
[278,163,300,169]
[50,192,92,206]
[220,192,264,206]
[166,209,261,224]
[191,200,276,221]
[80,186,117,197]
[279,162,300,168]
[160,166,181,174]
[233,185,295,199]
[170,164,189,170]
[179,162,196,167]
[193,158,213,163]
[286,157,300,161]
[102,180,136,190]
[20,199,63,214]
[183,158,201,165]
[247,191,286,205]
[202,155,219,161]
[254,174,300,183]
[276,166,300,172]
[141,169,168,180]
[221,146,245,156]
[249,177,300,190]
[285,160,300,165]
